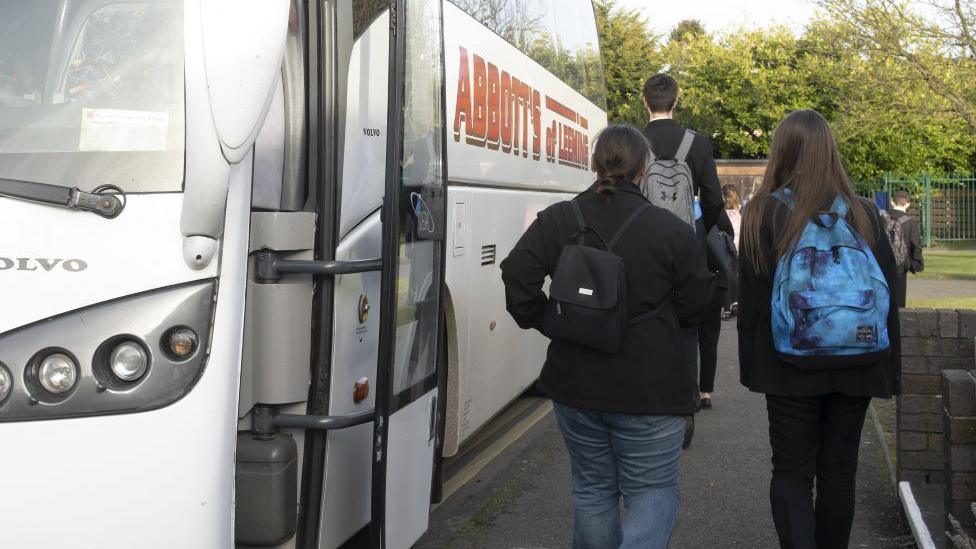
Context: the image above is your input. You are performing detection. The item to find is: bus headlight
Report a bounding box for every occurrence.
[38,353,79,394]
[0,364,12,404]
[164,328,198,360]
[109,341,149,382]
[0,280,215,422]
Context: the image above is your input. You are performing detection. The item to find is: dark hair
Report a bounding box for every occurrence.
[892,191,911,206]
[643,74,678,113]
[591,124,650,199]
[722,184,740,210]
[741,110,875,273]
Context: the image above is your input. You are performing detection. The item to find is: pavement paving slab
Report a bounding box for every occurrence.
[418,324,914,549]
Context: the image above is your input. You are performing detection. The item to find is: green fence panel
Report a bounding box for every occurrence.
[882,173,976,246]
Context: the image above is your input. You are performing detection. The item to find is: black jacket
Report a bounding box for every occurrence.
[887,209,924,274]
[737,197,902,398]
[501,183,716,415]
[643,119,723,233]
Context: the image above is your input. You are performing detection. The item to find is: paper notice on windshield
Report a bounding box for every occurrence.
[79,108,169,152]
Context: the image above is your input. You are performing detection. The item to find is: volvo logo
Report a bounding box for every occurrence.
[0,258,88,272]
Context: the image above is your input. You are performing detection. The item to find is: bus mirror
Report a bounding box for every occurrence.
[201,0,291,164]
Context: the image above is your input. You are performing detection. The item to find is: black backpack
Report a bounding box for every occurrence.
[543,199,659,354]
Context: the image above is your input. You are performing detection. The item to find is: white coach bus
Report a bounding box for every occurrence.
[0,0,606,548]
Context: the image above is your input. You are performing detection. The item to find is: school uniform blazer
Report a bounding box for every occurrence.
[887,209,924,274]
[738,196,902,398]
[500,183,717,415]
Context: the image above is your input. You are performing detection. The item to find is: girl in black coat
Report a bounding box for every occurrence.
[738,111,901,549]
[502,124,715,547]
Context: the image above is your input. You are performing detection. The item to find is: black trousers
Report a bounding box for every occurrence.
[765,394,870,549]
[725,259,739,310]
[891,269,908,309]
[697,290,724,393]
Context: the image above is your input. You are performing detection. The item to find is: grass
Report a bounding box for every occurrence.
[907,296,976,310]
[930,239,976,252]
[913,252,976,281]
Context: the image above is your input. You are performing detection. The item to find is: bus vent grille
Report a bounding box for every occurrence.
[480,244,497,266]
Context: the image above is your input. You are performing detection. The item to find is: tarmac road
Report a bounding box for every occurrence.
[417,323,914,549]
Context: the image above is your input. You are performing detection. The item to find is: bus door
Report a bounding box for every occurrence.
[371,0,447,546]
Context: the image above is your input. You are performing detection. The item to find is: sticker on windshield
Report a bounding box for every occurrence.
[79,108,169,152]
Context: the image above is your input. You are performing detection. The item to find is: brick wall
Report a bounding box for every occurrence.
[897,309,976,486]
[943,369,976,536]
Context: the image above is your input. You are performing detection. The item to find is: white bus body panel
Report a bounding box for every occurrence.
[441,2,608,448]
[0,194,216,334]
[318,212,382,549]
[0,160,253,549]
[337,13,390,240]
[311,12,391,546]
[385,390,437,549]
[445,186,572,442]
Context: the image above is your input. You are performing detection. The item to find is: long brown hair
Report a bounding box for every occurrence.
[741,110,874,272]
[591,124,650,199]
[722,184,740,210]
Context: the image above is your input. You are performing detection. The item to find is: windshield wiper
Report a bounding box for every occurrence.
[0,178,124,218]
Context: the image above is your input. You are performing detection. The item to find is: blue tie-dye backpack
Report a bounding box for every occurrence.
[771,188,890,366]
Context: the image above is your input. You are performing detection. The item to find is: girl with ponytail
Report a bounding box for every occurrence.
[502,124,715,546]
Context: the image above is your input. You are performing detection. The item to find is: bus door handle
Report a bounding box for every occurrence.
[252,405,376,434]
[255,250,382,283]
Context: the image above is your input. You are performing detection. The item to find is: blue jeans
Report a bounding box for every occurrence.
[553,402,685,549]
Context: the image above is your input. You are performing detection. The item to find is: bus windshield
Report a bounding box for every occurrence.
[0,0,185,193]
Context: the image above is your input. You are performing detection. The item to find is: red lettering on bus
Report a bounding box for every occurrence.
[546,120,557,163]
[453,47,471,143]
[520,82,531,158]
[486,62,500,150]
[511,77,522,155]
[470,54,488,145]
[453,47,591,170]
[500,71,512,152]
[532,90,541,160]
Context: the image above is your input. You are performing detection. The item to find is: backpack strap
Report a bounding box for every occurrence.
[607,202,652,251]
[674,130,696,162]
[570,200,587,245]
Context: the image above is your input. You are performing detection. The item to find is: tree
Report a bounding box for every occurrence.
[592,0,975,178]
[817,0,976,131]
[593,0,661,125]
[669,19,706,43]
[665,28,818,158]
[798,17,976,180]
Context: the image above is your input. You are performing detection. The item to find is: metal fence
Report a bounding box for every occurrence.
[880,174,976,247]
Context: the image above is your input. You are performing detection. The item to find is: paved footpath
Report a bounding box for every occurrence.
[417,324,915,549]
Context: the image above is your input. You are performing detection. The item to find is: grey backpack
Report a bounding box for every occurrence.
[880,210,911,269]
[643,130,696,229]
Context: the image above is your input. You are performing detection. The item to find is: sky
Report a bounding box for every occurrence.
[616,0,820,35]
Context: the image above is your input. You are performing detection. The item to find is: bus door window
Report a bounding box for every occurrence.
[393,0,446,398]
